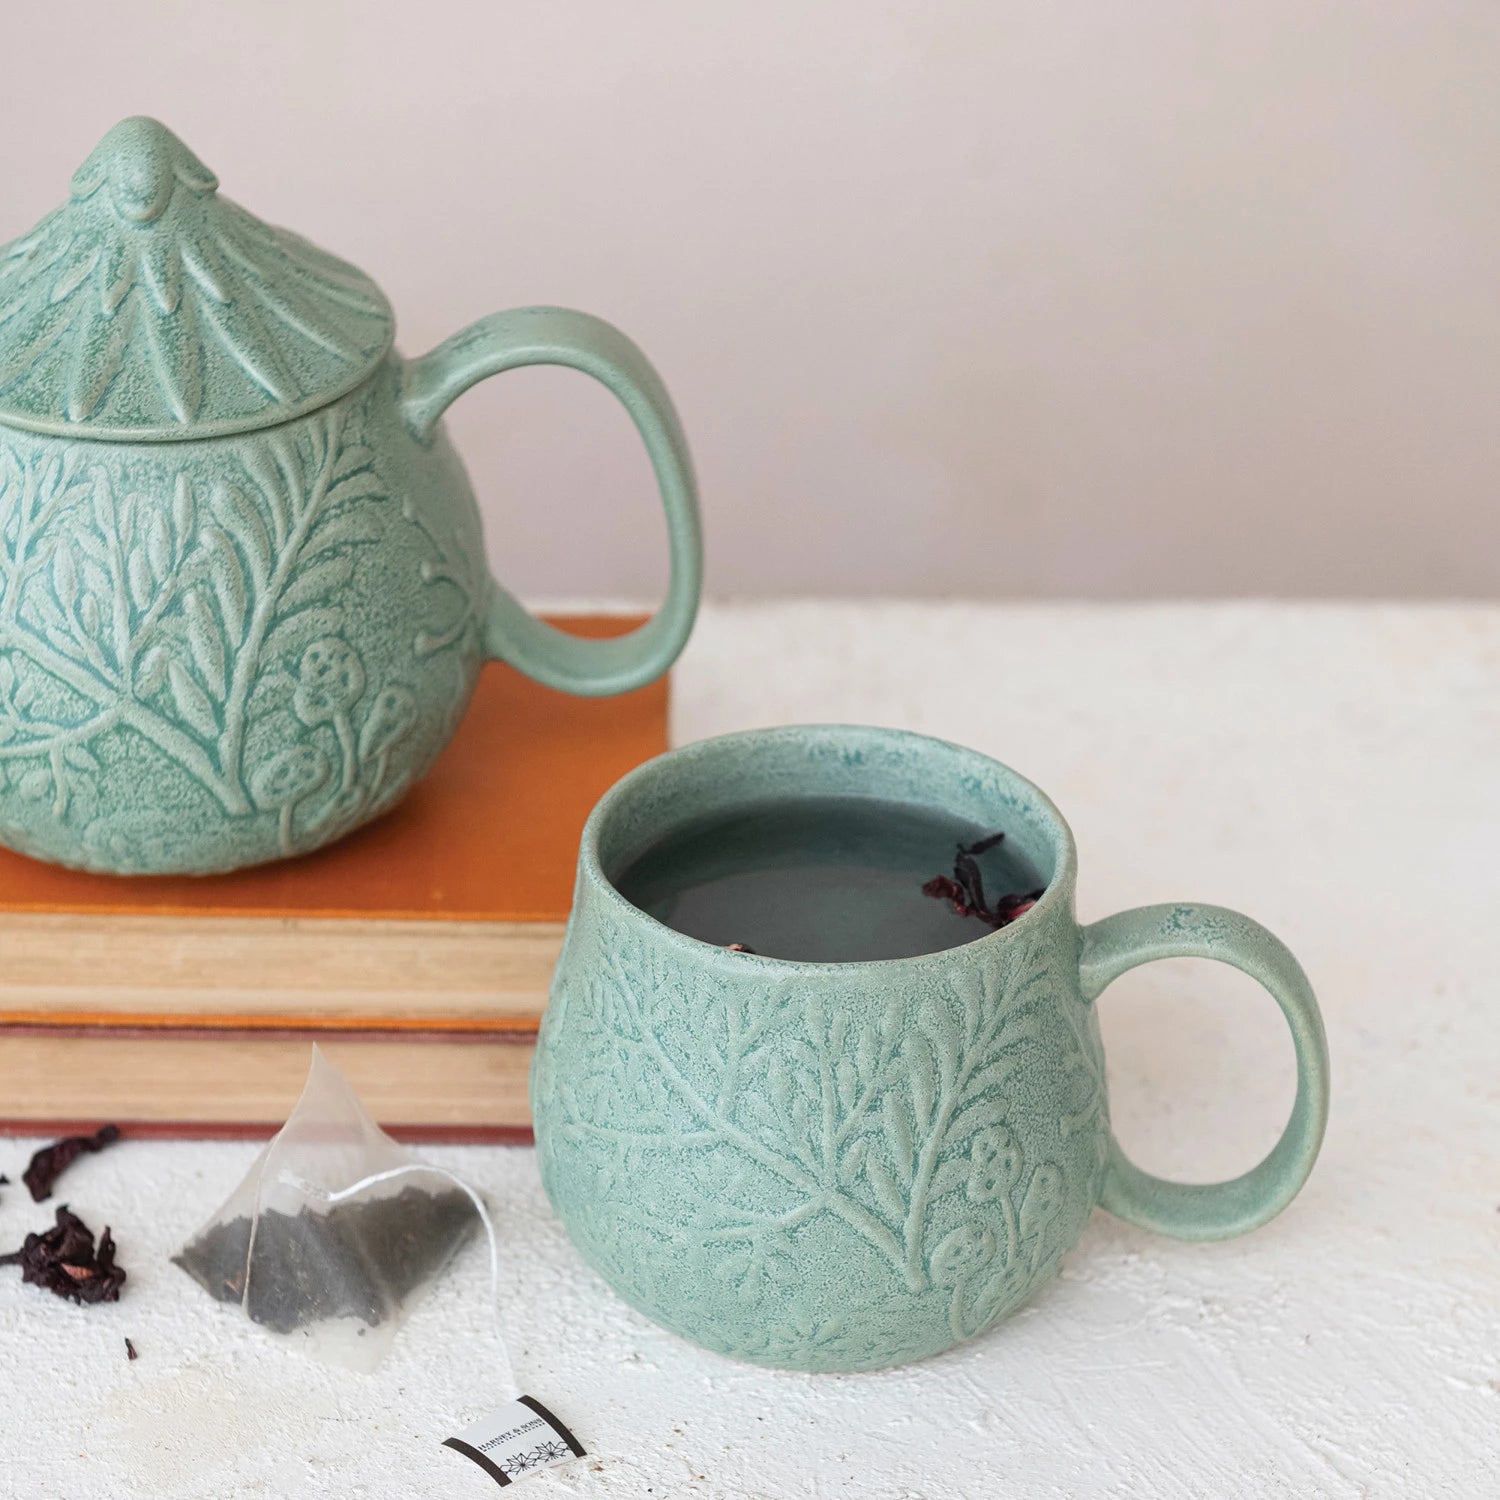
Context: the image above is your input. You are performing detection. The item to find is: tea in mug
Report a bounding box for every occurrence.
[612,795,1044,963]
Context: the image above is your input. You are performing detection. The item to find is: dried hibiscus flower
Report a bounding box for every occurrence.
[23,1124,121,1202]
[0,1204,126,1305]
[922,830,1044,929]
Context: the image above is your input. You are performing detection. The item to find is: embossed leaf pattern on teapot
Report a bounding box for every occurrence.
[0,119,702,875]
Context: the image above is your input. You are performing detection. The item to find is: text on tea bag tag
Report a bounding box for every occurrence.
[443,1396,586,1487]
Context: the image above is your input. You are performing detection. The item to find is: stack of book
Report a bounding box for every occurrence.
[0,617,666,1143]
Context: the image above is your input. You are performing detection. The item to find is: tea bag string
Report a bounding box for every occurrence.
[276,1163,516,1394]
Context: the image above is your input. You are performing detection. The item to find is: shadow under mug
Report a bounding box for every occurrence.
[531,725,1330,1372]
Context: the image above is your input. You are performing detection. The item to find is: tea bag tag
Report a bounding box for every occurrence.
[443,1396,586,1487]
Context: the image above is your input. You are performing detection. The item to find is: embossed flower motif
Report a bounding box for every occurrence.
[966,1124,1024,1204]
[251,743,331,852]
[251,744,330,811]
[358,684,417,763]
[293,637,366,727]
[929,1223,997,1287]
[1018,1162,1064,1244]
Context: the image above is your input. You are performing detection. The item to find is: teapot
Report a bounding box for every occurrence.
[0,118,701,875]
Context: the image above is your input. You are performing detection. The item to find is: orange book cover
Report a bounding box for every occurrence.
[0,614,665,922]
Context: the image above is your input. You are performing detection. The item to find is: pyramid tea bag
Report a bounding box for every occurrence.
[176,1048,589,1479]
[175,1047,484,1371]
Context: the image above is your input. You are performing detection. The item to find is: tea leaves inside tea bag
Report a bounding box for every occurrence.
[174,1184,476,1336]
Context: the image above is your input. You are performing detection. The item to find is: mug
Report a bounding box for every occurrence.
[531,725,1330,1372]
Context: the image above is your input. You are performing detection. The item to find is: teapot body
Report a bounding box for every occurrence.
[0,359,489,874]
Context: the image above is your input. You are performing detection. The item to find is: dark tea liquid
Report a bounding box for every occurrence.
[612,795,1045,963]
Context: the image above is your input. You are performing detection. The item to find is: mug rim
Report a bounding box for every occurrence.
[578,722,1079,973]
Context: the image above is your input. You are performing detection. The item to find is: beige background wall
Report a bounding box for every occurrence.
[0,2,1494,600]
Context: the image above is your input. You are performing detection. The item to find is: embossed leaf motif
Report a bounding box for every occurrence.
[126,547,153,611]
[908,1037,937,1131]
[305,510,380,559]
[167,658,217,739]
[865,1156,908,1224]
[930,1157,970,1199]
[145,511,171,580]
[882,1092,915,1182]
[839,1135,870,1187]
[212,481,272,588]
[51,548,78,611]
[552,935,1075,1304]
[0,400,480,859]
[171,472,194,541]
[279,554,355,615]
[202,526,248,647]
[135,645,169,697]
[265,607,343,661]
[183,588,226,697]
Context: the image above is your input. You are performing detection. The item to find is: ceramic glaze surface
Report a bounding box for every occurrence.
[0,118,393,441]
[0,121,702,874]
[531,726,1330,1372]
[0,368,477,872]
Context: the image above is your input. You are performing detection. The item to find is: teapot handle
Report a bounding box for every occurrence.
[401,307,702,696]
[1078,903,1330,1240]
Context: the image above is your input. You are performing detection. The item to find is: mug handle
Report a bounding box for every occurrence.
[1078,903,1330,1240]
[401,307,703,696]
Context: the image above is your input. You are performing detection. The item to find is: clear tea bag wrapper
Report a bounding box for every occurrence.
[174,1048,586,1479]
[174,1046,483,1371]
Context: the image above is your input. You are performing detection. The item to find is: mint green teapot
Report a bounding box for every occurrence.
[0,119,701,875]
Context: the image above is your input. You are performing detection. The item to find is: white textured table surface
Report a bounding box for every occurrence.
[2,602,1496,1499]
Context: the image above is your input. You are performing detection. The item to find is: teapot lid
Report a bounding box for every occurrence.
[0,118,394,441]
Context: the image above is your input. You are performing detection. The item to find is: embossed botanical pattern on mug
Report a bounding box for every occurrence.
[536,918,1109,1371]
[533,726,1330,1373]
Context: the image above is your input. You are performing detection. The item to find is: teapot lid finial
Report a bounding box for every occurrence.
[0,118,394,441]
[69,117,219,225]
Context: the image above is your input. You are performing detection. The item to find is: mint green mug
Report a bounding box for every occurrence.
[531,725,1330,1372]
